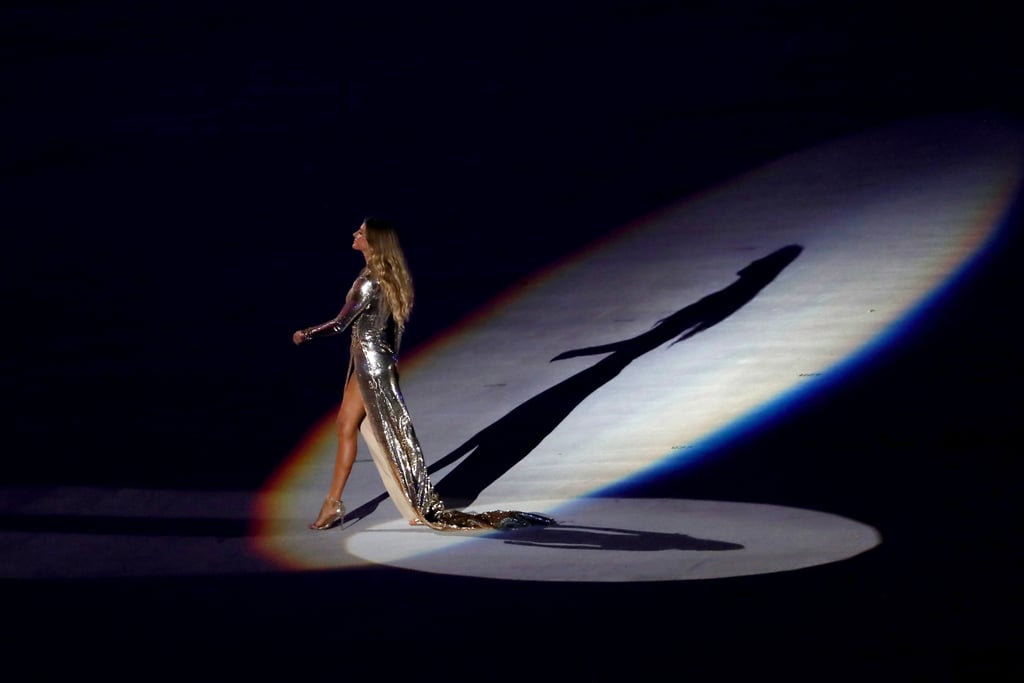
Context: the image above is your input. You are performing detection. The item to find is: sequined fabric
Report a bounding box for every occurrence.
[301,268,554,531]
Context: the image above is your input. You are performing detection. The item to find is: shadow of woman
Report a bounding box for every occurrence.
[495,523,744,552]
[345,244,802,523]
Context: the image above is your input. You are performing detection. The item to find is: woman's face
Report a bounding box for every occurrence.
[352,222,370,255]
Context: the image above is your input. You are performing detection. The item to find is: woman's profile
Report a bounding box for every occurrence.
[293,216,554,531]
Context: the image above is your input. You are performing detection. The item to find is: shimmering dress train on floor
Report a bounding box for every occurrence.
[300,268,554,531]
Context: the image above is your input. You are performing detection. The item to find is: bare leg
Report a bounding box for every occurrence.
[329,375,366,499]
[321,374,424,527]
[311,376,365,528]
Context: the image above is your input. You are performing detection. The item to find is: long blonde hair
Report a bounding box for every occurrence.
[364,216,414,327]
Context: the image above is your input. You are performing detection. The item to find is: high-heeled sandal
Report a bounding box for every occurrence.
[309,497,346,530]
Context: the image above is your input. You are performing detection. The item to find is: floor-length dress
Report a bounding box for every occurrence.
[300,268,554,531]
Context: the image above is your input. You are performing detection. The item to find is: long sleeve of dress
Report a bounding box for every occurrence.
[299,272,377,342]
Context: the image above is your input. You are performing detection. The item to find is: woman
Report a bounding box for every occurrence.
[293,217,554,531]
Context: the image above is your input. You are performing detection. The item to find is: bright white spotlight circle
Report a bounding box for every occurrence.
[343,497,881,581]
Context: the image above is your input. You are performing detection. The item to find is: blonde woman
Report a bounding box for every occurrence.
[293,217,553,531]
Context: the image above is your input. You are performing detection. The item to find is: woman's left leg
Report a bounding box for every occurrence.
[310,375,365,529]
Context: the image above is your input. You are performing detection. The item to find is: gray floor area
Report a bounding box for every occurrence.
[4,3,1022,679]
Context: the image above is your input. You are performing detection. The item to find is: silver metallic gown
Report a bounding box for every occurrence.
[300,268,554,531]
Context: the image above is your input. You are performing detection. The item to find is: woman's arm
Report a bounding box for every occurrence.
[293,275,378,344]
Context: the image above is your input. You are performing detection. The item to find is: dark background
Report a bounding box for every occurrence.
[4,1,1022,677]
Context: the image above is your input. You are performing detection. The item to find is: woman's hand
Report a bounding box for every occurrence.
[292,330,305,345]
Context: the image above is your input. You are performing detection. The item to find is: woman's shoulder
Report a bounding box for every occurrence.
[352,268,380,292]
